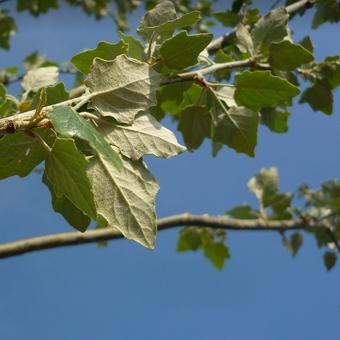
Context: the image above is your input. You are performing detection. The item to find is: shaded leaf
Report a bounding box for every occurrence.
[71,40,128,74]
[17,0,58,16]
[43,174,91,232]
[312,0,340,29]
[260,107,290,133]
[299,36,314,53]
[0,10,16,50]
[85,55,161,124]
[300,79,333,115]
[45,137,97,219]
[177,227,202,251]
[178,105,211,150]
[323,251,337,271]
[214,106,259,157]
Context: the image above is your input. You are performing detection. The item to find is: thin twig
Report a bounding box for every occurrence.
[0,213,317,259]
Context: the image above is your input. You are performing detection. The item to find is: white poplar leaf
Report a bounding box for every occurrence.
[22,66,59,92]
[85,55,161,124]
[100,112,186,160]
[87,155,159,248]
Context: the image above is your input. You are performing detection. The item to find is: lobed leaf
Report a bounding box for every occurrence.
[214,106,259,157]
[85,55,161,124]
[71,40,128,74]
[87,155,159,249]
[100,112,186,160]
[234,71,300,111]
[159,31,213,71]
[300,79,333,115]
[137,1,200,41]
[269,40,314,71]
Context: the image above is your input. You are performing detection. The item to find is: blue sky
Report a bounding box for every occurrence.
[0,1,339,339]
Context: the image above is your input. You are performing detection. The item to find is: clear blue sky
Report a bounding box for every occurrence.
[0,1,339,339]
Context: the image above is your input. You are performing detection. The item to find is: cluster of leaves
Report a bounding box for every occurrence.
[0,0,339,266]
[178,167,340,270]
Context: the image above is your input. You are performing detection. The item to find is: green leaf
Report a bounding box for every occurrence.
[260,108,290,133]
[85,55,161,124]
[87,155,159,249]
[213,10,240,27]
[312,0,340,29]
[0,129,53,179]
[100,112,186,160]
[214,106,259,157]
[227,204,259,219]
[120,34,146,61]
[251,7,289,52]
[17,0,58,16]
[286,232,303,257]
[299,36,314,53]
[178,105,212,150]
[138,1,200,41]
[31,83,69,109]
[0,10,16,50]
[47,106,122,169]
[235,71,300,111]
[71,40,128,74]
[323,251,337,271]
[0,95,17,118]
[203,241,230,270]
[177,227,202,251]
[270,192,293,220]
[300,79,333,115]
[159,31,213,71]
[247,167,279,207]
[269,40,314,71]
[22,66,59,92]
[45,137,97,219]
[43,174,91,232]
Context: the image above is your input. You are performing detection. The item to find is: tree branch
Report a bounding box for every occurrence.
[0,213,321,259]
